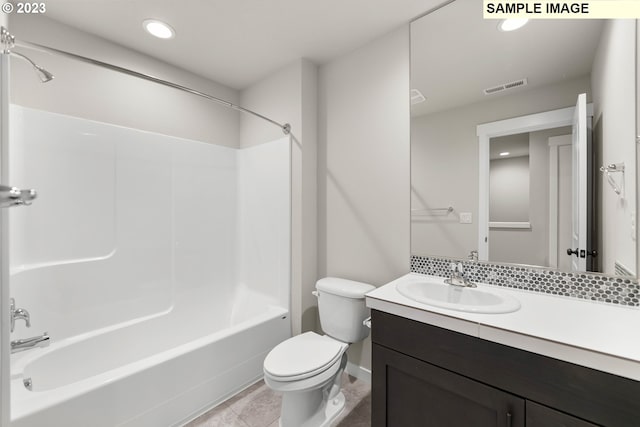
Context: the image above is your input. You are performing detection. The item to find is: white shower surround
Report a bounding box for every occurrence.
[8,106,291,426]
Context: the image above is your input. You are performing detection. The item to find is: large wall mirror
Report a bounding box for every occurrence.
[410,0,638,278]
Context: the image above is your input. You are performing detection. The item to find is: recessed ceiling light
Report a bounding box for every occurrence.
[499,152,510,156]
[498,18,529,32]
[143,19,175,39]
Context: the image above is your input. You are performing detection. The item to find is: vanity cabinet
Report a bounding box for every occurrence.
[375,344,525,426]
[371,310,640,427]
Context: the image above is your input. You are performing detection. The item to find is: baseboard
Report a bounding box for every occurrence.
[345,361,371,383]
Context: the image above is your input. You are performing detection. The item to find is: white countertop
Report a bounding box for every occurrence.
[366,273,640,381]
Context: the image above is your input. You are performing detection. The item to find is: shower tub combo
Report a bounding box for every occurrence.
[8,106,291,426]
[11,293,289,427]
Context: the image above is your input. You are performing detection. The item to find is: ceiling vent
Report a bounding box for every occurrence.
[483,78,528,95]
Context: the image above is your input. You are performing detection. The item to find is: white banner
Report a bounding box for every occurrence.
[484,1,640,19]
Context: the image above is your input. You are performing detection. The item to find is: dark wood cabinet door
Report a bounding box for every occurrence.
[373,344,525,427]
[526,401,600,427]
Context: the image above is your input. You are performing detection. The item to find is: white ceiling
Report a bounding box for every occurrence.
[40,0,446,90]
[411,0,604,116]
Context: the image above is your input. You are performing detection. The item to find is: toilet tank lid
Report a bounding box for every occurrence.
[316,277,376,299]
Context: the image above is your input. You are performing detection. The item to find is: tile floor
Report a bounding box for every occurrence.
[184,374,371,427]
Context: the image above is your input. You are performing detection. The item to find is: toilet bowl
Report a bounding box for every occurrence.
[263,277,375,427]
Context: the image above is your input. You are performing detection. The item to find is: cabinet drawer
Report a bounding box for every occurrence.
[526,401,599,427]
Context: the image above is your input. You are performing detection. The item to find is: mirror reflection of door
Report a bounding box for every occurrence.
[489,134,532,263]
[488,94,594,270]
[571,93,592,272]
[488,127,573,267]
[549,134,573,271]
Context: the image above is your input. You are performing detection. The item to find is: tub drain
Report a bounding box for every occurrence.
[23,377,32,391]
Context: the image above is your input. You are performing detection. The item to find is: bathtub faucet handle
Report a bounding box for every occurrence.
[10,297,31,332]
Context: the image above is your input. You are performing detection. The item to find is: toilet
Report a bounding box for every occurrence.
[263,277,375,427]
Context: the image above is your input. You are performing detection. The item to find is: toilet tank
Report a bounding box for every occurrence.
[315,277,376,343]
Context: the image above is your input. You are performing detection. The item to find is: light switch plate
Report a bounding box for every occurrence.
[459,212,472,224]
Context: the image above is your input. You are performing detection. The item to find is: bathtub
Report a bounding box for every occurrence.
[9,287,290,427]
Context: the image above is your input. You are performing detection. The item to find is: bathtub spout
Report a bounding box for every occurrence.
[11,332,49,353]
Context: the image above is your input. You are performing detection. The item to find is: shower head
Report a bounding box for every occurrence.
[33,63,54,83]
[10,51,54,83]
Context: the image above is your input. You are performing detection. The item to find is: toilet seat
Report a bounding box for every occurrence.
[264,332,348,382]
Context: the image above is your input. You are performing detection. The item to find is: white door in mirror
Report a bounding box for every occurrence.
[571,92,589,272]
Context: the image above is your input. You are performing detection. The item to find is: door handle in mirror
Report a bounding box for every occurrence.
[567,248,579,257]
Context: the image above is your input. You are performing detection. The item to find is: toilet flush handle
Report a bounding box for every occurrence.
[363,317,372,328]
[312,291,319,298]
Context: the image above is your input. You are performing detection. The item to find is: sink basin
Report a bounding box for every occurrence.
[396,279,520,314]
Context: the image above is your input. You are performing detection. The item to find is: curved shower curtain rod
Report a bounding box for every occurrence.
[0,27,291,135]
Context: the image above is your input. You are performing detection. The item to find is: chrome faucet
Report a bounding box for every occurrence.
[11,332,50,353]
[445,262,477,288]
[10,298,31,332]
[468,250,478,262]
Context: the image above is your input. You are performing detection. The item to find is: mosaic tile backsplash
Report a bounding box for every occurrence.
[411,255,640,307]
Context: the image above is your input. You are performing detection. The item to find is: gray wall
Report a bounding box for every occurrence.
[411,75,591,260]
[490,155,530,223]
[9,14,240,147]
[318,26,410,372]
[637,20,640,277]
[239,59,319,336]
[241,26,412,374]
[592,19,637,276]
